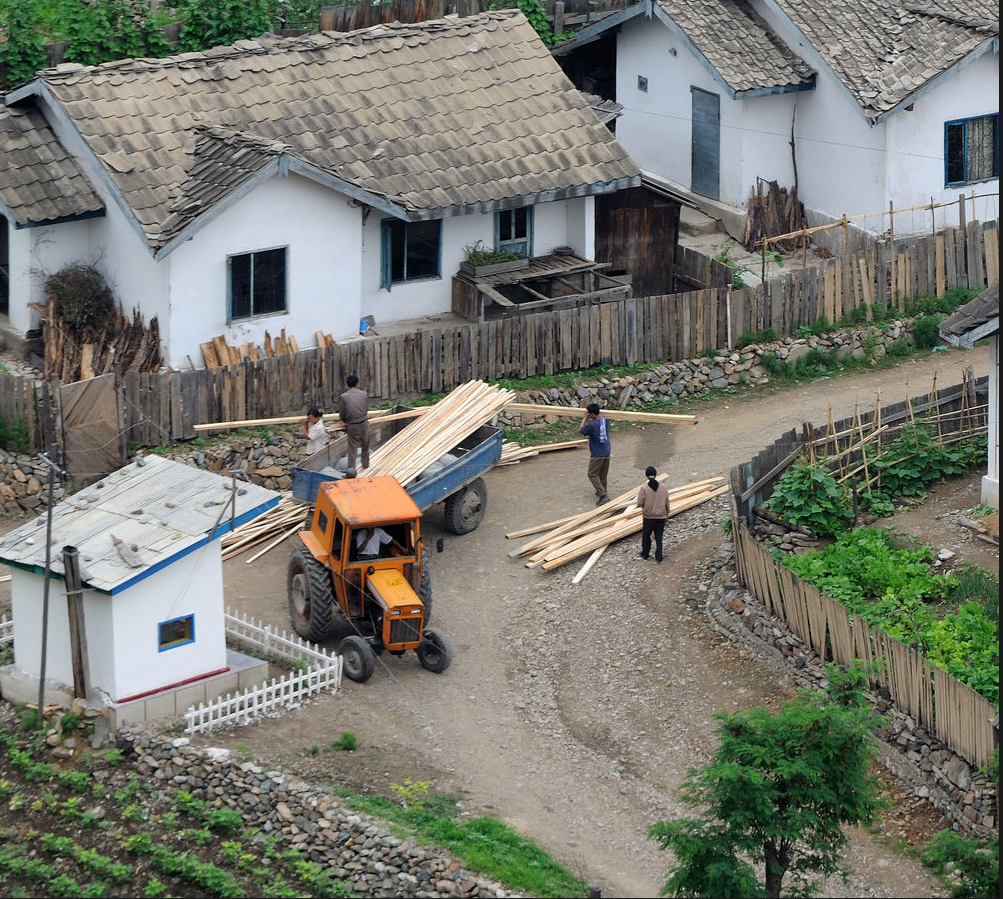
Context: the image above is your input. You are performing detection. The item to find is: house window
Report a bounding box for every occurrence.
[228,247,287,321]
[158,614,195,651]
[380,219,441,289]
[495,207,533,257]
[945,114,998,186]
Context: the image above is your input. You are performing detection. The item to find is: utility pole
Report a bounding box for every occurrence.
[36,450,66,722]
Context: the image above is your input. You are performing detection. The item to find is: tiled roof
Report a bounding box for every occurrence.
[0,455,279,594]
[771,0,998,118]
[0,103,104,226]
[654,0,815,93]
[21,11,639,252]
[939,281,999,347]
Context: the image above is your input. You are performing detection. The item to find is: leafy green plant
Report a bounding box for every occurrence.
[463,240,520,267]
[719,514,733,537]
[735,326,777,349]
[921,828,999,899]
[0,0,46,89]
[389,777,431,809]
[326,731,357,752]
[912,314,943,349]
[59,712,82,734]
[712,243,750,289]
[764,460,855,537]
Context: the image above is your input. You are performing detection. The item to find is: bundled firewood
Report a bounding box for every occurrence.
[743,179,807,254]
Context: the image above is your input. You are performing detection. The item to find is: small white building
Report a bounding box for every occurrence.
[560,0,999,238]
[940,282,999,509]
[0,455,279,725]
[0,10,639,366]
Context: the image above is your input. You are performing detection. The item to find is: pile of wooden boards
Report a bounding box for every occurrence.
[220,494,309,562]
[33,296,163,381]
[200,329,309,369]
[507,475,727,577]
[367,380,515,485]
[498,439,586,465]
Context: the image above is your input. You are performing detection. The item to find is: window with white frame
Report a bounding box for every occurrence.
[496,207,533,257]
[380,218,441,289]
[228,247,287,321]
[945,114,998,187]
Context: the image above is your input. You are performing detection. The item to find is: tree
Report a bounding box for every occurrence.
[177,0,273,52]
[649,666,883,898]
[0,0,47,90]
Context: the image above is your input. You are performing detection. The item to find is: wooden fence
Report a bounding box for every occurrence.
[732,526,997,769]
[731,375,990,526]
[729,378,996,769]
[0,219,996,455]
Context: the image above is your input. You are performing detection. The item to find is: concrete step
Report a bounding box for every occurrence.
[679,204,725,237]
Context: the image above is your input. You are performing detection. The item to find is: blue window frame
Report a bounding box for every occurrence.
[495,207,532,257]
[945,114,998,187]
[380,218,442,290]
[158,614,195,652]
[228,247,287,321]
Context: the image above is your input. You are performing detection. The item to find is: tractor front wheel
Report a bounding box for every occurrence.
[338,635,376,682]
[416,628,453,674]
[288,548,334,642]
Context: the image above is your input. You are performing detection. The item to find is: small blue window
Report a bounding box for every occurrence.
[380,219,442,290]
[158,614,195,651]
[944,114,998,187]
[495,207,533,257]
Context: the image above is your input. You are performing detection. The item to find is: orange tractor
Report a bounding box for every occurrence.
[288,475,452,682]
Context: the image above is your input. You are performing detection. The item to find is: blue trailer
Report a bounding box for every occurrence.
[290,406,502,534]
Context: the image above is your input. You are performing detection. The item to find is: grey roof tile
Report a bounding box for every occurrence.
[0,104,104,226]
[654,0,815,93]
[771,0,998,117]
[21,11,636,250]
[939,282,999,346]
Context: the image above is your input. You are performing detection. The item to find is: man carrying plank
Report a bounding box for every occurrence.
[580,402,611,505]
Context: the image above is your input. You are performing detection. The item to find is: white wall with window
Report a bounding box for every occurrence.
[168,173,362,368]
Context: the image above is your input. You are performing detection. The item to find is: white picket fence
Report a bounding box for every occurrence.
[0,614,12,646]
[183,607,343,735]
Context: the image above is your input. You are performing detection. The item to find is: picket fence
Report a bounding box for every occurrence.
[184,608,343,736]
[729,381,997,769]
[0,613,12,646]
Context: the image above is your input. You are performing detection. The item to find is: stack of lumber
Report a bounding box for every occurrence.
[201,329,307,369]
[33,296,163,381]
[498,439,586,465]
[220,493,309,561]
[366,380,515,485]
[507,475,727,574]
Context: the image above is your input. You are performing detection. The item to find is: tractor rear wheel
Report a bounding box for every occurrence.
[419,555,432,624]
[288,547,334,642]
[338,635,375,682]
[443,478,487,534]
[416,627,452,673]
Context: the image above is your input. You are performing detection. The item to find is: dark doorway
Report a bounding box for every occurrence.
[691,87,720,200]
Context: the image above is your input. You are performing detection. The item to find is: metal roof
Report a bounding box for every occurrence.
[318,475,422,527]
[7,11,640,252]
[0,455,279,594]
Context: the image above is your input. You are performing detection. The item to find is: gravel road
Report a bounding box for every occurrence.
[205,345,990,898]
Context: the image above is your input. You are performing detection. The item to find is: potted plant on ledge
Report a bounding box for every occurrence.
[459,241,530,276]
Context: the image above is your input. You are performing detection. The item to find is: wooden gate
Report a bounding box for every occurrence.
[59,374,123,481]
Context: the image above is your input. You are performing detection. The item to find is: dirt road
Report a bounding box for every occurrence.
[206,345,991,898]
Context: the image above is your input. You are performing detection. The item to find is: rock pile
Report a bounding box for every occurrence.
[121,729,521,899]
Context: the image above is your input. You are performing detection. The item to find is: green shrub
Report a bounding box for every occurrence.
[764,460,854,537]
[922,828,999,899]
[736,326,777,349]
[912,314,943,349]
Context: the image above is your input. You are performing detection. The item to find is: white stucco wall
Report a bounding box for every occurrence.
[984,335,999,509]
[167,173,363,367]
[614,17,797,208]
[10,543,226,701]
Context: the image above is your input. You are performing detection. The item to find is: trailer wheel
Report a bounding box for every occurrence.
[338,635,376,682]
[416,628,452,674]
[288,548,334,642]
[419,556,433,624]
[443,477,487,535]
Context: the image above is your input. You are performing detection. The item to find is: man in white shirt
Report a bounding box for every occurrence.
[355,526,404,559]
[301,406,328,454]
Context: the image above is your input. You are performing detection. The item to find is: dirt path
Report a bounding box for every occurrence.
[0,345,990,897]
[205,345,990,897]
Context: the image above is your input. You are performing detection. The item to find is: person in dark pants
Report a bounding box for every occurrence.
[636,466,670,562]
[579,402,611,504]
[338,374,370,470]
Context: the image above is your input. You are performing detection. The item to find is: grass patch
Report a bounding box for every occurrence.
[327,786,588,897]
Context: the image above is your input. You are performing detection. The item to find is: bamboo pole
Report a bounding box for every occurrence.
[194,407,424,432]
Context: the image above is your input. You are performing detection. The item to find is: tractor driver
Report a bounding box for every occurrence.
[355,526,406,560]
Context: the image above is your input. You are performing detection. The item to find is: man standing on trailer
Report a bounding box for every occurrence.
[339,374,370,470]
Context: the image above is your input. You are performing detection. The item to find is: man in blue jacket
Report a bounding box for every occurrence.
[580,402,611,505]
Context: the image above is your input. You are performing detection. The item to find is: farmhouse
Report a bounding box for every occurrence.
[0,10,640,368]
[558,0,999,239]
[0,455,279,726]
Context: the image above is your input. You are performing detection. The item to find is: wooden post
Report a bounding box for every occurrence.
[888,201,896,310]
[36,450,65,719]
[930,197,935,237]
[554,0,564,35]
[62,546,89,699]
